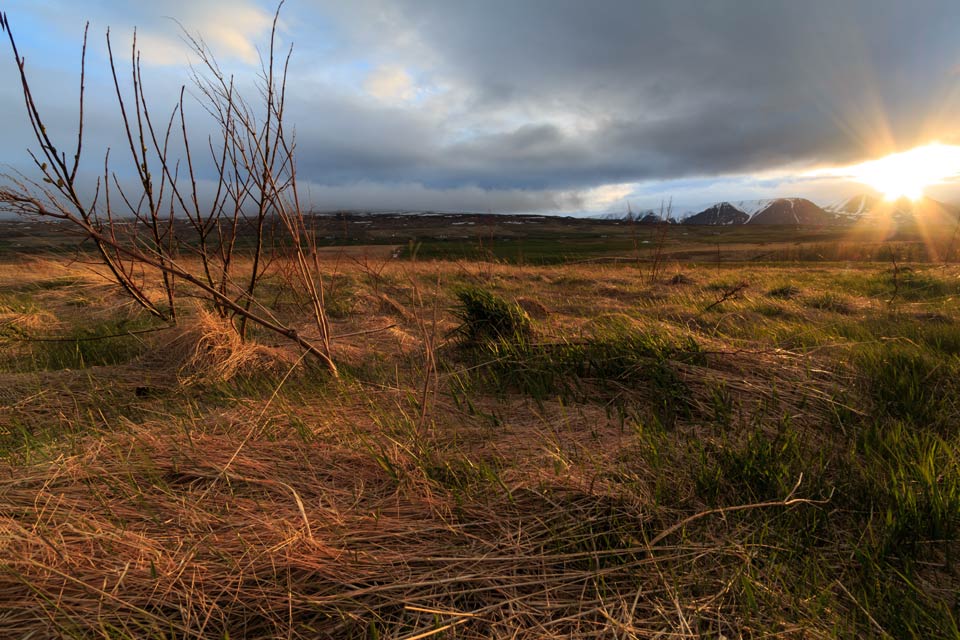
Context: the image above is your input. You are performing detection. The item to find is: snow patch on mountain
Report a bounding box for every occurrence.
[682,202,750,225]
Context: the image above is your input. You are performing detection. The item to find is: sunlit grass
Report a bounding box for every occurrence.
[1,253,958,637]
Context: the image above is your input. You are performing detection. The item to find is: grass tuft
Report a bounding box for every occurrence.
[452,285,532,344]
[855,343,958,429]
[767,284,801,299]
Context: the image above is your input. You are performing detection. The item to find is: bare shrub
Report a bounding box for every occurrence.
[0,7,337,375]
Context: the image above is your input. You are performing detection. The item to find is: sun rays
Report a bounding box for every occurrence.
[825,143,960,201]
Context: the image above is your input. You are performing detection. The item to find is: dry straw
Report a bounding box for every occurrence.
[1,420,830,639]
[161,307,296,385]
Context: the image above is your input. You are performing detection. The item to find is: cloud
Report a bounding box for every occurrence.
[308,0,960,181]
[6,0,960,213]
[301,180,598,214]
[364,65,417,103]
[4,0,274,66]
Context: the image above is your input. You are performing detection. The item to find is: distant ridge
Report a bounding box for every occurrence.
[596,194,960,226]
[682,202,749,225]
[594,209,675,223]
[595,209,654,221]
[678,198,832,225]
[748,198,833,225]
[824,193,960,226]
[637,212,675,224]
[824,193,882,220]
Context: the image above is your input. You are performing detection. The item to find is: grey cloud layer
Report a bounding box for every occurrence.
[4,0,960,211]
[285,0,960,196]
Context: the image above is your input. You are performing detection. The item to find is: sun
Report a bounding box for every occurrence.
[843,142,960,201]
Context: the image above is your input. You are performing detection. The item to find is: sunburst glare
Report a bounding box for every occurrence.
[830,143,960,201]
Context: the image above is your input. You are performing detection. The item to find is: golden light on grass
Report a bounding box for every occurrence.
[842,142,960,201]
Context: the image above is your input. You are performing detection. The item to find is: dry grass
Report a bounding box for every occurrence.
[0,423,832,639]
[159,307,298,386]
[1,253,958,638]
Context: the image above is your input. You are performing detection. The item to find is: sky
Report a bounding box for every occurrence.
[3,0,960,216]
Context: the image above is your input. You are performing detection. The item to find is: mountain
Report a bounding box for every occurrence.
[682,202,750,225]
[637,212,675,224]
[748,198,834,225]
[595,209,676,223]
[824,193,959,226]
[681,198,831,225]
[725,200,779,218]
[602,194,959,227]
[824,193,883,221]
[899,197,960,226]
[595,209,655,221]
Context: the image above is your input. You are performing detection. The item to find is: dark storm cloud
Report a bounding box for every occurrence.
[4,0,960,211]
[313,0,960,186]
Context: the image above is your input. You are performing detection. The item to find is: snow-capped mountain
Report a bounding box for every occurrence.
[597,194,959,226]
[595,209,675,223]
[681,198,832,225]
[637,212,676,224]
[823,193,882,221]
[748,198,834,225]
[682,202,749,225]
[594,209,656,221]
[724,200,778,218]
[824,193,959,225]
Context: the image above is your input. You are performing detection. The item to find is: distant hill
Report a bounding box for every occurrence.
[595,209,653,221]
[900,197,960,226]
[748,198,834,225]
[682,202,749,225]
[598,194,960,226]
[680,198,832,225]
[824,193,959,226]
[824,193,883,221]
[594,210,676,223]
[637,212,675,224]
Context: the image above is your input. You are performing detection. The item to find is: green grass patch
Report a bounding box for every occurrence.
[1,315,158,372]
[853,421,960,554]
[0,291,41,315]
[452,286,533,344]
[695,426,810,505]
[855,343,958,429]
[838,268,960,302]
[0,275,84,294]
[767,284,801,299]
[804,291,855,314]
[459,315,702,424]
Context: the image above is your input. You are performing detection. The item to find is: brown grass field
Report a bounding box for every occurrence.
[1,225,959,638]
